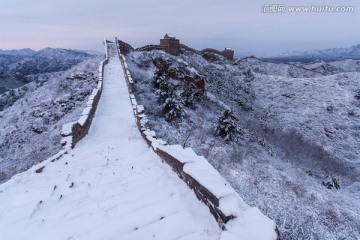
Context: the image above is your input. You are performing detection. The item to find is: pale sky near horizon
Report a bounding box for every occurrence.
[0,0,359,56]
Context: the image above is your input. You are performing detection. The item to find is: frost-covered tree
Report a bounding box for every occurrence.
[163,93,184,122]
[157,80,175,104]
[152,70,168,89]
[215,109,239,142]
[244,68,255,81]
[153,70,175,104]
[355,89,360,100]
[322,176,340,189]
[181,84,202,109]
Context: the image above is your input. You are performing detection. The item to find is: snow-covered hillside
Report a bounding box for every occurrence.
[264,43,360,62]
[126,49,360,239]
[0,43,224,240]
[0,55,102,183]
[0,48,36,56]
[294,59,360,75]
[0,48,95,94]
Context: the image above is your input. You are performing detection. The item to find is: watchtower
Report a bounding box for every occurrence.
[221,48,234,61]
[160,34,180,56]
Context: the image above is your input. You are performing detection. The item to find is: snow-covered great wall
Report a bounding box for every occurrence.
[0,40,277,240]
[115,38,278,239]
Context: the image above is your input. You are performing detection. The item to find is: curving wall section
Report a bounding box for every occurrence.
[117,39,234,60]
[115,38,279,240]
[135,44,165,52]
[117,39,134,54]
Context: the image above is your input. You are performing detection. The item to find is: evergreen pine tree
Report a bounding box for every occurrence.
[181,84,202,109]
[164,92,184,121]
[153,69,174,104]
[157,80,174,104]
[244,68,255,81]
[153,70,168,89]
[355,89,360,100]
[215,109,239,142]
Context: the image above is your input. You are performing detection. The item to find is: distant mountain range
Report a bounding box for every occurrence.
[0,48,36,56]
[0,48,96,76]
[0,48,101,57]
[262,44,360,63]
[0,48,99,94]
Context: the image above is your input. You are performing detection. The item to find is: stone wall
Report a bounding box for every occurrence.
[135,44,165,52]
[117,39,134,54]
[117,38,234,61]
[116,41,279,240]
[181,44,234,61]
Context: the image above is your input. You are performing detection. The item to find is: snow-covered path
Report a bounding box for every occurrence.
[0,43,221,240]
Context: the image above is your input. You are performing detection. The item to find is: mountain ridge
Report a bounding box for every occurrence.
[261,43,360,62]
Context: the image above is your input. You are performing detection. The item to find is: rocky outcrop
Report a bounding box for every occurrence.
[154,59,205,91]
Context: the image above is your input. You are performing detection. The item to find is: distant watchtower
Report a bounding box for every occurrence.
[221,48,234,61]
[160,34,180,56]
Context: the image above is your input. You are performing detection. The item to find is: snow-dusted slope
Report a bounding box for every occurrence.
[296,59,360,74]
[238,56,324,78]
[0,57,101,183]
[252,72,360,176]
[0,48,95,94]
[0,43,221,240]
[126,49,360,239]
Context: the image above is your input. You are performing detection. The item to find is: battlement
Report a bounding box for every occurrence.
[117,34,235,61]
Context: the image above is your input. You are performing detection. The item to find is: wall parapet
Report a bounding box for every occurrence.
[180,43,200,54]
[117,39,134,54]
[117,38,234,60]
[67,39,109,147]
[135,44,165,52]
[115,39,278,240]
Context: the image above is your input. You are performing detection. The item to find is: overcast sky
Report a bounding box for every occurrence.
[1,0,359,56]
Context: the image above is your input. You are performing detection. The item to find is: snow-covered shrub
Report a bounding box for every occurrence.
[244,68,255,81]
[215,109,239,142]
[326,105,334,112]
[157,81,174,104]
[163,93,184,122]
[181,84,202,109]
[152,69,168,89]
[152,70,176,104]
[322,176,340,189]
[355,89,360,100]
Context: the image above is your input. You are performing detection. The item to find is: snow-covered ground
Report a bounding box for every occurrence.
[126,49,360,239]
[0,56,101,183]
[0,48,95,94]
[0,43,221,240]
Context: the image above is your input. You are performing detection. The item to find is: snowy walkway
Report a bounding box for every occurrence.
[0,43,221,240]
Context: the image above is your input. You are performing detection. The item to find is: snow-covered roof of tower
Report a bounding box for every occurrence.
[164,34,176,39]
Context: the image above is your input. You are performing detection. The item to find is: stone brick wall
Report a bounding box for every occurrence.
[160,37,180,56]
[135,44,165,52]
[117,39,134,54]
[117,38,234,60]
[68,39,109,147]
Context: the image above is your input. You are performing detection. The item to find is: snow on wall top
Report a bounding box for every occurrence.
[118,39,278,240]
